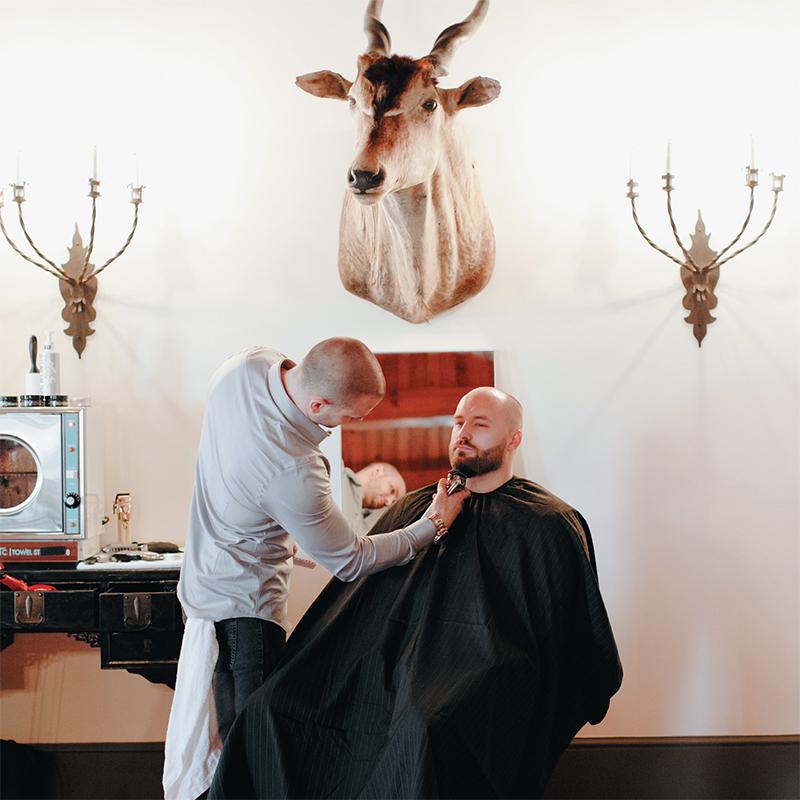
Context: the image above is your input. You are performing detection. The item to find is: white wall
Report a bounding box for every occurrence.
[0,0,797,743]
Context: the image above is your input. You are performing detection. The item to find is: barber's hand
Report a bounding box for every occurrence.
[429,478,470,529]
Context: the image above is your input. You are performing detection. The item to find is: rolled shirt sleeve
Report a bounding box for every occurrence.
[261,456,435,582]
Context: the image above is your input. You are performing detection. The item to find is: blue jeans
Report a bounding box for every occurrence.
[213,617,285,742]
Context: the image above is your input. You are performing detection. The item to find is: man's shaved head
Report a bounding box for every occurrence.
[363,462,406,493]
[300,338,386,404]
[449,387,523,484]
[458,387,523,433]
[356,462,407,509]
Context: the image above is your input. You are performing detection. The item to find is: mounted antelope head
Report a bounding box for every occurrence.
[297,0,500,323]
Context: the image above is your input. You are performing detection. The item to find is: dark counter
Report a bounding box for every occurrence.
[0,565,183,687]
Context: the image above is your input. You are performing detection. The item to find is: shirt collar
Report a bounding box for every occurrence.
[267,359,329,447]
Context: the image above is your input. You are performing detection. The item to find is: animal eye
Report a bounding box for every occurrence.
[422,98,438,112]
[348,96,356,108]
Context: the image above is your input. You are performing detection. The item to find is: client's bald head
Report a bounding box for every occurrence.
[458,388,523,433]
[449,387,523,482]
[299,338,385,404]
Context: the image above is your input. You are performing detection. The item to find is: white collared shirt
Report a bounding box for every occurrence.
[178,346,435,629]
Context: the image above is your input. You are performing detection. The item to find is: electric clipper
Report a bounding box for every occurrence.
[446,469,467,495]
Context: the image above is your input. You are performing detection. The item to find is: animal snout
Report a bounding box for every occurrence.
[348,167,385,193]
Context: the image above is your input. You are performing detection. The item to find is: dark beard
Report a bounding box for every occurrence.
[449,441,506,477]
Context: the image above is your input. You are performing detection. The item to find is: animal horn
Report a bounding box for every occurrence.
[364,0,391,57]
[426,0,489,77]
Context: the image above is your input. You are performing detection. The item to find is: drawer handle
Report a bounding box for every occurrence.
[14,591,45,625]
[123,594,152,629]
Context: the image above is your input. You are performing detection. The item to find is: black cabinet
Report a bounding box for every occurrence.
[0,566,183,687]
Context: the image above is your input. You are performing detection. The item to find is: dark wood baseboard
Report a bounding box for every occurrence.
[1,736,797,799]
[546,736,799,799]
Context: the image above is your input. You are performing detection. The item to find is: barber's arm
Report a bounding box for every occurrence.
[263,457,468,581]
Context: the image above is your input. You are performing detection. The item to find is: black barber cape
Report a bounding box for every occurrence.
[209,478,622,799]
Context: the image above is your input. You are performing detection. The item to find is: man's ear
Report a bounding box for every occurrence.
[309,397,330,414]
[509,430,522,451]
[442,76,501,112]
[296,70,353,100]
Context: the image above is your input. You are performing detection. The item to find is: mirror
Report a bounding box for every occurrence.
[341,351,495,528]
[288,350,495,628]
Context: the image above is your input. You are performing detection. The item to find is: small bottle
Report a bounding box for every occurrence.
[41,330,61,396]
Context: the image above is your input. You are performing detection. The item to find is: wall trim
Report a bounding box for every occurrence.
[1,735,797,799]
[571,733,799,747]
[548,734,799,799]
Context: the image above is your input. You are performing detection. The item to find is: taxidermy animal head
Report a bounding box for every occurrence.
[297,0,500,323]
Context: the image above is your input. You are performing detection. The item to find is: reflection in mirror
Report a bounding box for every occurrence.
[341,352,494,531]
[0,436,39,511]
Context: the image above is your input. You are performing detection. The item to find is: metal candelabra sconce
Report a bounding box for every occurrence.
[0,158,144,357]
[627,150,785,346]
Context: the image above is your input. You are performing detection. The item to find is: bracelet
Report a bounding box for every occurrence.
[427,512,449,544]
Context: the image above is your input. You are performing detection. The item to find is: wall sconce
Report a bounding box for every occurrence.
[0,150,144,358]
[627,145,785,346]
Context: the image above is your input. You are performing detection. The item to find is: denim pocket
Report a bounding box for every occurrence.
[230,618,265,672]
[214,618,239,672]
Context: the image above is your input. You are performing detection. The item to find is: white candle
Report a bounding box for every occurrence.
[16,152,20,184]
[666,141,671,174]
[92,145,98,180]
[750,136,755,168]
[134,153,139,186]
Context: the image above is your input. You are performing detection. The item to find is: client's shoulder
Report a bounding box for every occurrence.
[496,477,577,518]
[497,478,592,559]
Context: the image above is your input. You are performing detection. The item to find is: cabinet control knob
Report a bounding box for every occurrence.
[64,492,81,509]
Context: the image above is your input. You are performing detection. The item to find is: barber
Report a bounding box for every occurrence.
[163,338,468,800]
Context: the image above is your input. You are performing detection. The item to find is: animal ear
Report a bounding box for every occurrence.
[296,71,353,100]
[443,76,501,111]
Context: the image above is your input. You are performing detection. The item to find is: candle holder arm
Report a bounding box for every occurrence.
[716,191,781,268]
[629,197,685,267]
[708,186,755,267]
[0,208,69,281]
[78,196,98,283]
[16,203,68,277]
[666,192,699,272]
[88,203,139,279]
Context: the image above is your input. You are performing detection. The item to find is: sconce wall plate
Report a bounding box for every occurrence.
[59,226,98,357]
[680,213,719,345]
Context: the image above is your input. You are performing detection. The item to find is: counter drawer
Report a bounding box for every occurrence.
[101,630,183,668]
[0,583,98,630]
[100,586,180,632]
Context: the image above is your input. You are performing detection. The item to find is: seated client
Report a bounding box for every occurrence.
[210,387,622,799]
